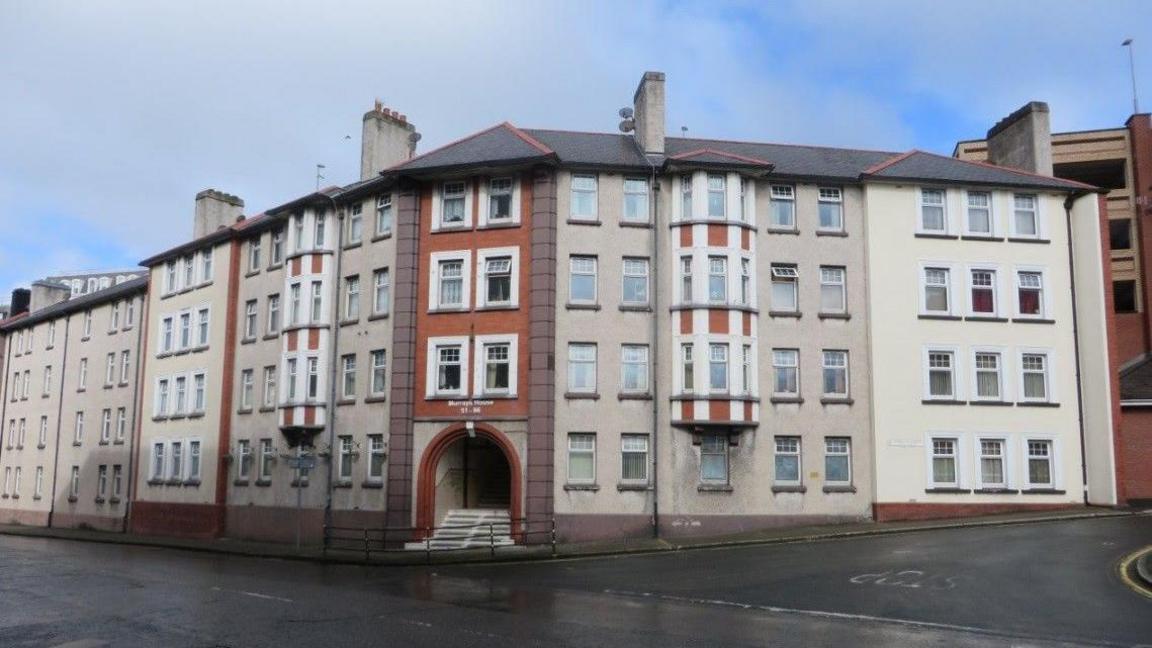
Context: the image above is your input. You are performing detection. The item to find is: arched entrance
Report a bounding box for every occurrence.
[415,423,522,533]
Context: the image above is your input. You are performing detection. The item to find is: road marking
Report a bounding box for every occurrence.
[210,586,293,603]
[849,569,960,590]
[1117,545,1152,600]
[601,588,1135,648]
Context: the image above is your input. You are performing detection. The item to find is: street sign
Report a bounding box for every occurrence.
[287,456,317,470]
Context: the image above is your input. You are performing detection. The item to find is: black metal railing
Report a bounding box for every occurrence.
[323,516,556,562]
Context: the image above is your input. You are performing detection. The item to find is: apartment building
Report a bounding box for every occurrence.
[956,107,1151,505]
[0,277,146,530]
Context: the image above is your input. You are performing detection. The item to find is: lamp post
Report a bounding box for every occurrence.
[1123,39,1140,115]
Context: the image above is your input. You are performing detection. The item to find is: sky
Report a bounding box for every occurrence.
[1,0,1150,299]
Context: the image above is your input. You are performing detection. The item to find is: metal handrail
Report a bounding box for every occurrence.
[322,516,556,560]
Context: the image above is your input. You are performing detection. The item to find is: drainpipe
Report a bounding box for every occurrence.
[323,195,344,538]
[1063,191,1090,504]
[0,328,10,466]
[47,316,71,528]
[123,292,146,532]
[637,149,661,538]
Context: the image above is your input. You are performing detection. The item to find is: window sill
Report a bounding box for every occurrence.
[1021,488,1065,495]
[240,337,256,345]
[960,235,1004,242]
[77,388,86,393]
[94,497,106,504]
[918,314,961,321]
[237,408,253,415]
[424,394,470,401]
[1007,237,1050,245]
[617,483,652,492]
[72,441,82,447]
[769,396,804,404]
[914,232,958,240]
[766,227,800,235]
[566,218,601,226]
[245,269,262,278]
[67,495,78,503]
[183,479,201,487]
[98,440,109,446]
[338,318,360,327]
[188,411,205,419]
[973,488,1019,494]
[254,479,272,487]
[233,479,250,487]
[1012,318,1055,324]
[815,230,848,238]
[475,304,518,312]
[371,232,393,242]
[820,397,853,405]
[291,480,311,488]
[343,241,363,251]
[671,218,756,230]
[361,481,384,489]
[477,221,520,230]
[118,381,129,388]
[263,333,279,341]
[818,312,851,320]
[772,484,807,493]
[367,312,390,321]
[1017,401,1059,408]
[336,399,356,407]
[768,310,801,319]
[365,395,388,404]
[924,487,971,494]
[670,302,758,313]
[102,384,114,390]
[697,483,733,493]
[37,444,46,450]
[618,392,653,401]
[619,304,652,312]
[823,485,857,493]
[268,262,283,271]
[566,303,601,311]
[282,323,331,333]
[564,483,599,491]
[147,479,164,486]
[921,399,965,405]
[968,400,1013,407]
[474,393,518,400]
[32,494,42,501]
[964,316,1008,323]
[427,307,470,314]
[618,220,653,229]
[258,406,276,413]
[165,479,183,486]
[110,497,122,504]
[81,335,91,342]
[564,392,600,400]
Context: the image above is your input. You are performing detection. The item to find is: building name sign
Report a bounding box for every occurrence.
[449,400,495,415]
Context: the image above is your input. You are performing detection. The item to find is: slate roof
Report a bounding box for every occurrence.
[1120,356,1152,401]
[378,125,1098,192]
[0,276,148,331]
[864,150,1094,191]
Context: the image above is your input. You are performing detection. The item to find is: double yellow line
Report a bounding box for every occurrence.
[1118,545,1152,600]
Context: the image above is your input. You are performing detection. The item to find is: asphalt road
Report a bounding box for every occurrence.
[0,515,1149,647]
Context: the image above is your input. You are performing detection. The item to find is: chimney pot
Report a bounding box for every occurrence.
[361,103,418,180]
[986,101,1052,175]
[632,70,666,155]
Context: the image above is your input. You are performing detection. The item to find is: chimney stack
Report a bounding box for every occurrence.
[633,71,666,156]
[9,288,30,317]
[193,189,244,239]
[986,101,1053,176]
[361,100,419,180]
[28,281,69,312]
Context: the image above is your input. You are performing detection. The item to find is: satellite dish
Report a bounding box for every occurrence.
[618,119,635,133]
[409,132,422,144]
[619,107,634,119]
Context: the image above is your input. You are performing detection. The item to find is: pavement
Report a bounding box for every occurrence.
[0,513,1149,647]
[0,506,1138,566]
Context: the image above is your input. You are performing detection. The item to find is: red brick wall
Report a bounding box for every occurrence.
[129,501,225,539]
[1118,408,1152,504]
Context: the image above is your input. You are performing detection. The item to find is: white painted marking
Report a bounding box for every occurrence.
[849,569,959,590]
[210,586,293,603]
[601,589,1128,647]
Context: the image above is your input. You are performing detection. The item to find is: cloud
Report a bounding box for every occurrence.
[0,0,1148,297]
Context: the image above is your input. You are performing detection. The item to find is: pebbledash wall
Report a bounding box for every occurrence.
[0,279,146,531]
[0,72,1124,545]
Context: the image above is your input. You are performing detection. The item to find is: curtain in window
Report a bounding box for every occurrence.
[1019,288,1040,315]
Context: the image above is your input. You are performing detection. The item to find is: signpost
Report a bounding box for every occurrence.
[286,453,317,551]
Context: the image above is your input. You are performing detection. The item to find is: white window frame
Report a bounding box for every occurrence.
[347,202,364,244]
[569,174,598,222]
[706,173,726,219]
[473,334,518,397]
[99,409,111,443]
[769,185,796,229]
[372,268,390,316]
[375,193,393,236]
[708,343,729,393]
[426,336,470,398]
[817,187,843,232]
[1010,193,1042,239]
[343,275,360,320]
[244,300,258,339]
[773,436,802,486]
[192,372,206,413]
[429,250,472,311]
[567,432,596,484]
[964,190,994,236]
[262,366,276,408]
[1014,267,1048,320]
[919,263,955,316]
[476,247,520,308]
[367,434,386,482]
[370,350,388,397]
[196,307,210,347]
[432,180,472,230]
[567,343,598,394]
[1023,437,1058,489]
[115,407,126,442]
[621,257,650,307]
[620,344,650,394]
[923,346,961,401]
[479,176,520,226]
[770,264,798,312]
[824,437,852,486]
[1018,349,1054,404]
[772,348,800,397]
[120,350,131,384]
[821,350,849,397]
[918,187,948,234]
[620,433,650,483]
[151,442,166,481]
[819,266,846,314]
[240,369,254,409]
[188,438,202,481]
[927,434,963,488]
[568,255,598,305]
[340,354,356,400]
[248,239,261,272]
[622,177,650,223]
[970,347,1006,403]
[680,342,695,393]
[236,440,252,480]
[679,255,694,304]
[267,293,281,333]
[967,265,1000,317]
[976,436,1009,490]
[699,433,729,484]
[708,255,728,304]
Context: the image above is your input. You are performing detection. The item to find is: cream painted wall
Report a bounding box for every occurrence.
[865,183,1085,505]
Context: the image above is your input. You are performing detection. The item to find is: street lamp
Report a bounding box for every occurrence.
[1122,38,1140,115]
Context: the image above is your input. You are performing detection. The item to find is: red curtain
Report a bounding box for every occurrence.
[972,288,994,313]
[1018,289,1040,315]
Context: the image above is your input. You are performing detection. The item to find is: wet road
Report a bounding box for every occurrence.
[0,514,1149,647]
